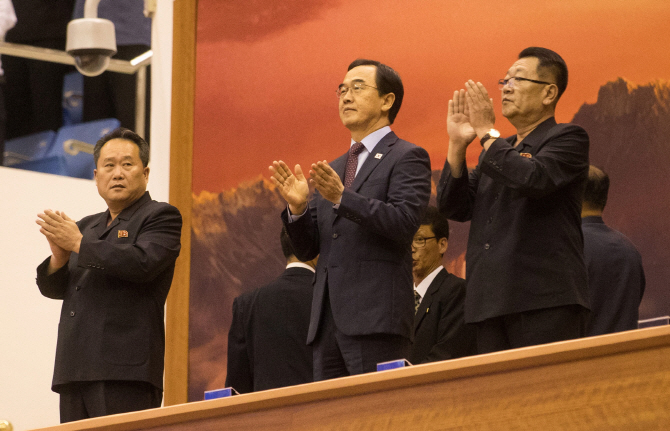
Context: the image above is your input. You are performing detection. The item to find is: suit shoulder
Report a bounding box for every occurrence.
[146,199,182,216]
[436,272,466,298]
[234,289,258,311]
[394,137,429,154]
[550,122,589,139]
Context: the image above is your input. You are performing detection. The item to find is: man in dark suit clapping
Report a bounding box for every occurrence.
[409,207,476,365]
[35,128,182,423]
[226,227,316,393]
[270,59,431,380]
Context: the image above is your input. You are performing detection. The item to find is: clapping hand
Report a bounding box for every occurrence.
[447,89,477,151]
[269,160,310,214]
[464,80,496,137]
[310,161,344,205]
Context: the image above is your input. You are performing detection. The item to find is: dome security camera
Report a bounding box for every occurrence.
[66,18,117,77]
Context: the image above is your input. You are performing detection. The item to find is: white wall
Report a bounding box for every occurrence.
[0,1,174,429]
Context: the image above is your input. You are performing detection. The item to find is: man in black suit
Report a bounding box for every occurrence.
[225,227,316,393]
[35,128,182,423]
[409,207,476,364]
[437,47,590,353]
[269,59,431,380]
[581,166,645,336]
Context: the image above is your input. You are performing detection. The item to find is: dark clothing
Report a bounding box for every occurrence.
[474,304,588,354]
[35,192,182,406]
[3,0,74,139]
[437,117,590,325]
[312,293,411,381]
[3,39,71,139]
[59,381,161,423]
[409,268,477,364]
[6,0,73,42]
[282,131,431,378]
[582,216,645,336]
[225,267,314,393]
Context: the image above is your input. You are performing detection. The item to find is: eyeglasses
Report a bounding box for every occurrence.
[412,236,436,248]
[498,77,553,90]
[336,82,379,98]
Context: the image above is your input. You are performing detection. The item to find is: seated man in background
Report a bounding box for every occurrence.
[226,226,316,393]
[582,165,645,336]
[35,128,182,423]
[409,207,476,364]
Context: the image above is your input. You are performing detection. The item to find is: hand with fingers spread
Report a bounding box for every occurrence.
[447,89,477,150]
[269,160,310,214]
[309,161,344,205]
[36,209,83,254]
[464,80,496,137]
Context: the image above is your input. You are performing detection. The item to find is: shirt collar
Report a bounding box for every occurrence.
[414,265,444,298]
[286,262,316,273]
[350,126,392,154]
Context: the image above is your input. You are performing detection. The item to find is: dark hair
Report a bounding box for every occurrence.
[420,206,450,241]
[583,165,609,211]
[347,59,404,124]
[94,127,150,168]
[280,226,296,260]
[518,47,568,102]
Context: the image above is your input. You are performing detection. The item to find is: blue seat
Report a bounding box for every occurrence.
[2,131,57,166]
[48,118,121,180]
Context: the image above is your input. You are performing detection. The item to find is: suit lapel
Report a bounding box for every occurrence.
[91,211,112,239]
[92,191,152,239]
[414,268,448,331]
[350,131,398,193]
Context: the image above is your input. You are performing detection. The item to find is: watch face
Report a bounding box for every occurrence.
[490,129,500,138]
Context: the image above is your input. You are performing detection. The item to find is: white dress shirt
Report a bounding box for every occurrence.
[414,265,444,299]
[286,262,316,273]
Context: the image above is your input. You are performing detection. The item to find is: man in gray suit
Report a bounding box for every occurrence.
[270,59,431,380]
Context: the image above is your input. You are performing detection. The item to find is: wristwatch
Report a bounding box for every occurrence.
[480,129,500,146]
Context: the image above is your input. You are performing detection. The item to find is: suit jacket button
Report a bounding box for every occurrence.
[332,233,338,239]
[484,243,490,250]
[75,286,81,291]
[70,311,75,317]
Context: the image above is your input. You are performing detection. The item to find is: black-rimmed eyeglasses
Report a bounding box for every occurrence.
[412,236,436,248]
[498,77,554,90]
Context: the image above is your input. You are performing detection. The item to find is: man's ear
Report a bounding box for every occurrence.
[381,93,396,113]
[438,237,448,255]
[543,84,559,106]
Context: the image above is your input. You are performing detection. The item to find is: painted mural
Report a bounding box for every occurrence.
[189,0,670,401]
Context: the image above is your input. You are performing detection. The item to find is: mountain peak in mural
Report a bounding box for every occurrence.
[572,77,670,320]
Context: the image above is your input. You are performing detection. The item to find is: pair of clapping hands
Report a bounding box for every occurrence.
[447,80,497,149]
[36,210,83,272]
[269,160,343,215]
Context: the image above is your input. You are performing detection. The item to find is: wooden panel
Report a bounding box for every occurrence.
[165,0,197,407]
[30,326,670,430]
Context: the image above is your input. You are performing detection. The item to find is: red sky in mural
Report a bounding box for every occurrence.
[194,0,670,194]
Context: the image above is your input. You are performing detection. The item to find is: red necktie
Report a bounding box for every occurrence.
[344,142,365,188]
